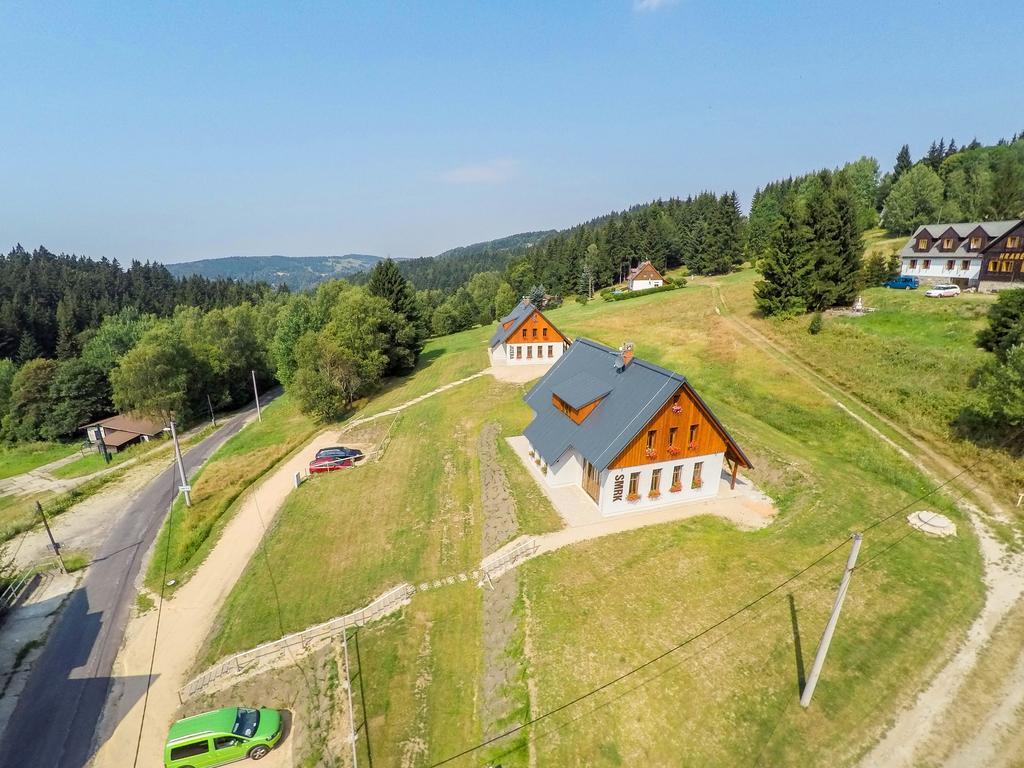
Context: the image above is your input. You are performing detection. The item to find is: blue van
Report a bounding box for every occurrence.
[884,275,919,289]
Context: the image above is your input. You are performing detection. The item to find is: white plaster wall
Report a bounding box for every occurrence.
[629,279,663,291]
[544,447,583,487]
[901,257,980,283]
[597,452,724,516]
[503,342,565,365]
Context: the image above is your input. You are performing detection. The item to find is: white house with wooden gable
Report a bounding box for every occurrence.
[626,260,664,291]
[522,339,752,516]
[489,300,570,366]
[899,219,1022,289]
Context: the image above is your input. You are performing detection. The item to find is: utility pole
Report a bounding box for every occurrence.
[168,420,192,507]
[36,501,66,573]
[800,532,862,708]
[251,370,262,423]
[207,394,216,427]
[342,629,359,767]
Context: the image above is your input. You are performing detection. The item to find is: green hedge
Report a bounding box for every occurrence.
[601,280,685,302]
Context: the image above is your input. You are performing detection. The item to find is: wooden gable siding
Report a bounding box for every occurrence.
[632,263,662,281]
[509,309,566,344]
[937,228,960,250]
[552,394,603,425]
[980,222,1024,280]
[609,383,726,469]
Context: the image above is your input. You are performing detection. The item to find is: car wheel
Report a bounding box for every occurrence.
[249,744,271,760]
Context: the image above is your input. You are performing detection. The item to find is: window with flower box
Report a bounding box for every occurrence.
[691,461,703,489]
[671,465,682,491]
[650,468,661,496]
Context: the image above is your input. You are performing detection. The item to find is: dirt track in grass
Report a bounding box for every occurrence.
[709,281,1024,767]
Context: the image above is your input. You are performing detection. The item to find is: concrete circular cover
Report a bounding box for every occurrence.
[907,510,957,538]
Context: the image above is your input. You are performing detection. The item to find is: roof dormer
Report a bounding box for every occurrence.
[937,227,959,251]
[914,230,933,251]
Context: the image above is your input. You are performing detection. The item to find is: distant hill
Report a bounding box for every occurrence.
[350,230,556,292]
[165,254,384,290]
[167,231,556,293]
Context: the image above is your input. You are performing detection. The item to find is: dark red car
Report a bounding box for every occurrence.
[309,455,354,474]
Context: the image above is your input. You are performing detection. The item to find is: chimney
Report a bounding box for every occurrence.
[617,341,635,370]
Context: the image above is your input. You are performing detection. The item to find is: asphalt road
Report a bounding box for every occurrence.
[0,396,274,768]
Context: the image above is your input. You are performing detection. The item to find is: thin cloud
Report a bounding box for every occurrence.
[440,158,519,184]
[633,0,678,11]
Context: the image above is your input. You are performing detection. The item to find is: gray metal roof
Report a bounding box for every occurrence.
[489,299,535,348]
[901,219,1021,258]
[552,372,611,410]
[524,338,685,471]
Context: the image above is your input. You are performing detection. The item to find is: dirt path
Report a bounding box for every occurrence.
[708,284,1024,767]
[89,374,488,768]
[90,429,339,768]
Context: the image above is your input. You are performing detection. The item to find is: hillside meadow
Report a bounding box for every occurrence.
[714,269,1024,515]
[199,276,988,766]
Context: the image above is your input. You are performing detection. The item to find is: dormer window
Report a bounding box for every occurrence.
[942,238,954,250]
[970,236,983,249]
[917,238,929,250]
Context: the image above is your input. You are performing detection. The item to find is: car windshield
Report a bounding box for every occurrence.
[232,708,260,738]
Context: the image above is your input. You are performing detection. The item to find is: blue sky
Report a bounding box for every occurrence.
[2,1,1022,264]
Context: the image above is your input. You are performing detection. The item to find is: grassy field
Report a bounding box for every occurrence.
[714,269,1024,513]
[198,276,989,767]
[202,374,559,662]
[51,438,161,479]
[0,442,76,480]
[355,325,492,418]
[144,395,317,592]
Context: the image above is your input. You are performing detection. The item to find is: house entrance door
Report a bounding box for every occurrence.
[582,460,600,502]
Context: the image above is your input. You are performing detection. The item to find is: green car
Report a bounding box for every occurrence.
[164,707,282,767]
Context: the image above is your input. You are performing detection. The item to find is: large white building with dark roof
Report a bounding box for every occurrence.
[522,338,752,516]
[899,219,1024,290]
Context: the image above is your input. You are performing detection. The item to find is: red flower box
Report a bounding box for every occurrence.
[669,483,683,493]
[626,492,641,502]
[648,489,661,499]
[671,404,683,414]
[644,448,657,459]
[666,445,682,457]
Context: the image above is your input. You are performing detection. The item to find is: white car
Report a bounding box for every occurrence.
[925,284,961,298]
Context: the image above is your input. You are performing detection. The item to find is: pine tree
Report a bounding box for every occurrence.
[754,195,813,317]
[365,258,425,373]
[16,332,41,364]
[894,144,912,179]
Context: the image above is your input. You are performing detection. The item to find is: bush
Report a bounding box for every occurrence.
[602,282,685,302]
[808,313,823,335]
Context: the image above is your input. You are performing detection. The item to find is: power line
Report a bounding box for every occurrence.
[429,427,1024,767]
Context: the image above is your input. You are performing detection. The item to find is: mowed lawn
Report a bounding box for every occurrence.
[202,374,562,766]
[145,394,317,592]
[204,279,985,767]
[355,324,493,418]
[203,374,558,658]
